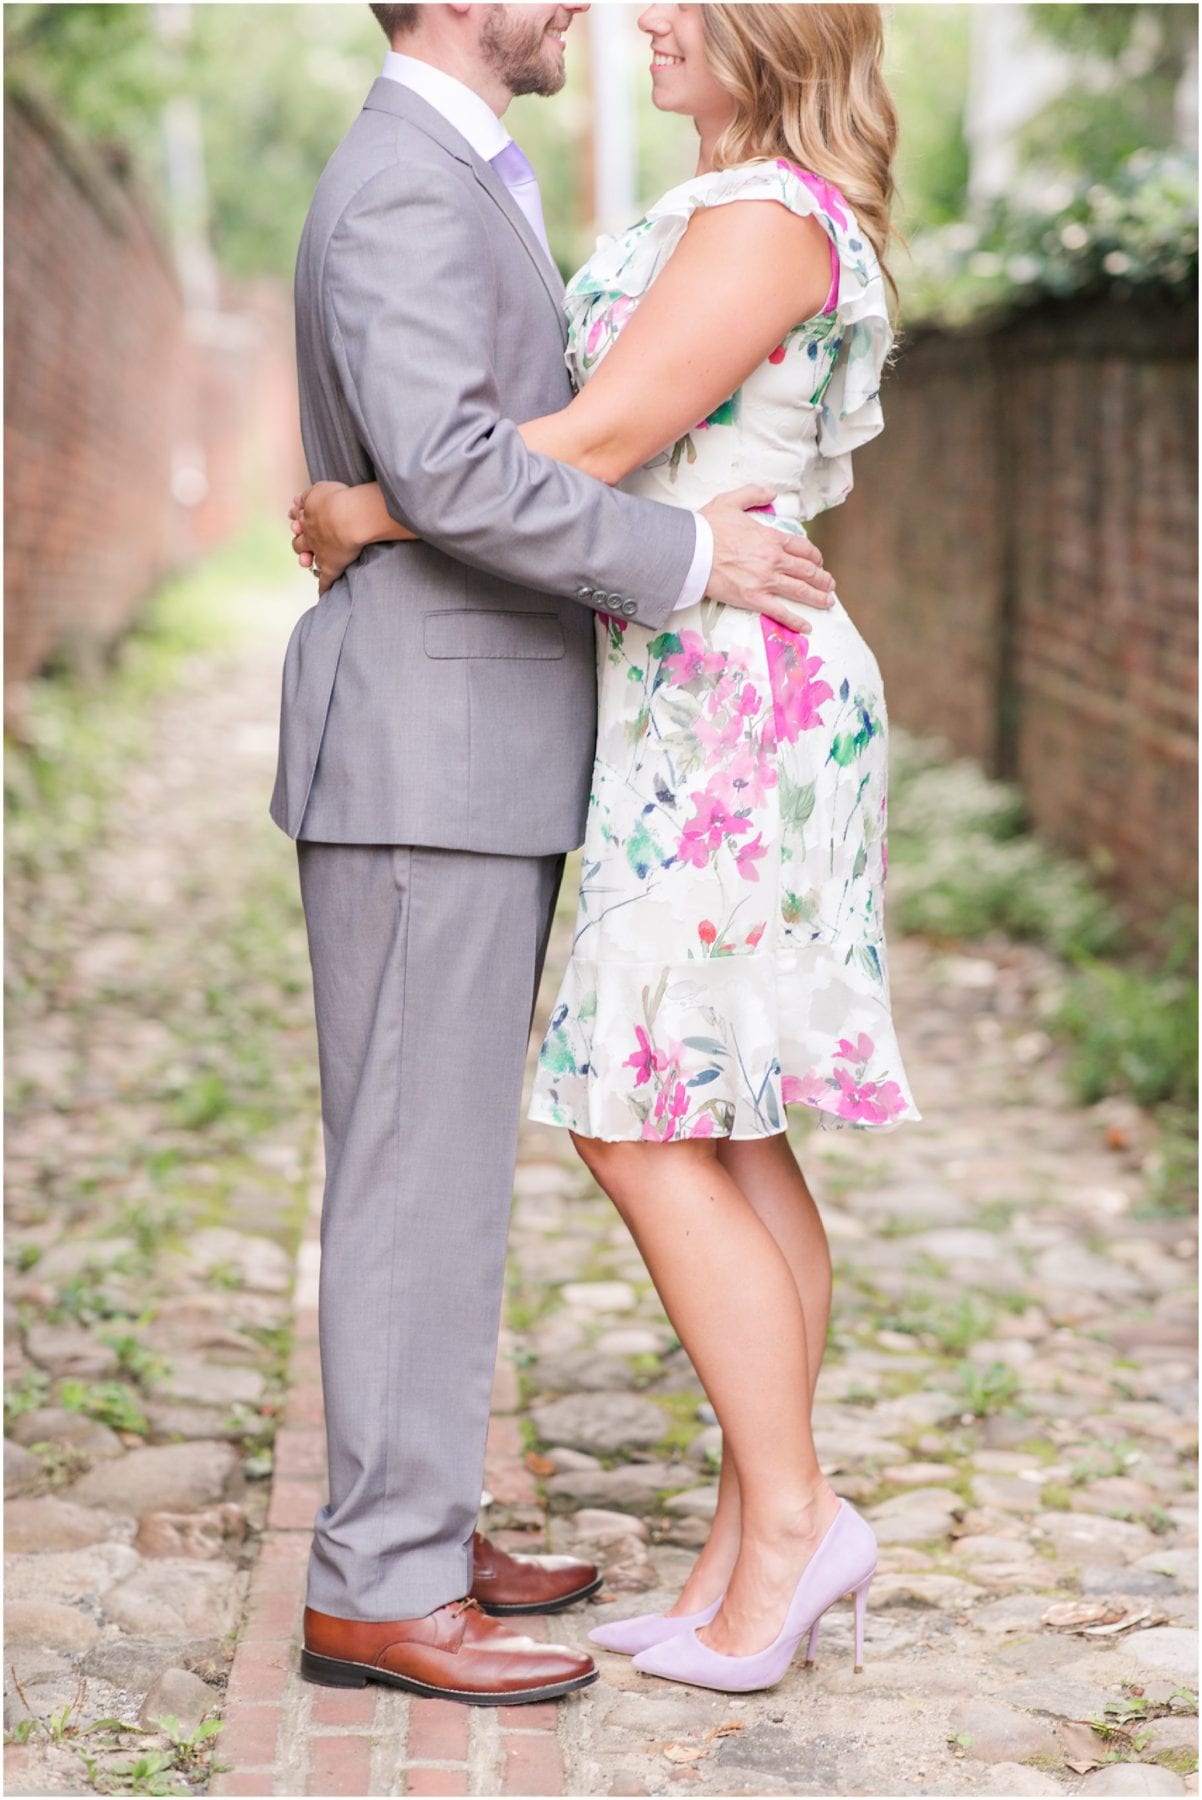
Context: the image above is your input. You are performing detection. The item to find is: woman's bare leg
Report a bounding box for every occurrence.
[570,1134,839,1655]
[666,1132,833,1614]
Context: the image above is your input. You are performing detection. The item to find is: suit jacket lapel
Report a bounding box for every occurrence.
[361,79,567,347]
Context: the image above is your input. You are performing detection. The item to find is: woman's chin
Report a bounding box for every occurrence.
[647,81,688,116]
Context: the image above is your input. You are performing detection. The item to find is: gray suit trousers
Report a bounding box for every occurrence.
[297,841,563,1620]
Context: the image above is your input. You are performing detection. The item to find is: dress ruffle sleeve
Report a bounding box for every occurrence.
[563,158,894,519]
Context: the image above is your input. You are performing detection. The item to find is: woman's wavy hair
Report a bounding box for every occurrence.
[701,4,903,317]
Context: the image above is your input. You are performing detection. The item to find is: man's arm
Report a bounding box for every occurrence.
[324,156,694,632]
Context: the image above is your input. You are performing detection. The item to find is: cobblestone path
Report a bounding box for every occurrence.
[509,905,1198,1797]
[4,589,1197,1797]
[5,586,318,1794]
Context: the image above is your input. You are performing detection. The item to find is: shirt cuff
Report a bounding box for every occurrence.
[672,513,714,612]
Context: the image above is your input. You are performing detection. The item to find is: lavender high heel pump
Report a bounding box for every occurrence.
[630,1499,876,1693]
[587,1593,722,1657]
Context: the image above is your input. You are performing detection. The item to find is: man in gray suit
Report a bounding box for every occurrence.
[272,2,835,1705]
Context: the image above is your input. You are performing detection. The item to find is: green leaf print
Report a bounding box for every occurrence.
[855,943,883,983]
[683,1035,728,1057]
[658,693,702,731]
[782,889,820,926]
[539,1029,575,1077]
[830,733,860,766]
[626,817,664,879]
[668,434,698,480]
[627,705,651,748]
[780,777,817,830]
[852,843,868,881]
[579,990,598,1021]
[644,968,669,1029]
[703,393,739,428]
[647,631,683,663]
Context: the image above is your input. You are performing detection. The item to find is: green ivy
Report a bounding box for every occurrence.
[903,149,1198,327]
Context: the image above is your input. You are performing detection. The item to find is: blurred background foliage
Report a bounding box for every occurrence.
[5,2,1194,318]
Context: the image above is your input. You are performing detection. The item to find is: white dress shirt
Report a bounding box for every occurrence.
[379,52,713,613]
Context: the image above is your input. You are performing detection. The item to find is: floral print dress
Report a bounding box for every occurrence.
[528,159,922,1141]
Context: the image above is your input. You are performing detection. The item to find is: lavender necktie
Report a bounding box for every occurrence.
[489,139,553,264]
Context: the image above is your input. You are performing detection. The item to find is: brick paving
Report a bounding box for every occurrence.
[211,1178,574,1798]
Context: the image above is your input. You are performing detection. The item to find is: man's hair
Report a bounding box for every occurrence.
[369,5,419,38]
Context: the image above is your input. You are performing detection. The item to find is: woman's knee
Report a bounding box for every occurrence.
[568,1130,638,1185]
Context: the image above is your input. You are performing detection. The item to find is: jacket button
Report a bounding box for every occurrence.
[622,599,637,617]
[576,585,592,599]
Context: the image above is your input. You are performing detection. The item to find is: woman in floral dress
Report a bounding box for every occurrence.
[292,2,920,1691]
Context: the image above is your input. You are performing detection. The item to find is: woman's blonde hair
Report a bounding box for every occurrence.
[701,4,902,316]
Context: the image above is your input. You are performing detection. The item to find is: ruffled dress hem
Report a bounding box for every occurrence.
[528,949,923,1143]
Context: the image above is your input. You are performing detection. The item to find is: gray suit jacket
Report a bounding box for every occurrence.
[270,78,697,853]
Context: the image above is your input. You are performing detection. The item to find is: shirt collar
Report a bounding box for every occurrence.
[380,51,510,163]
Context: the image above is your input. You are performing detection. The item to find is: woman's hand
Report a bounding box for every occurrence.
[288,480,421,594]
[288,481,356,597]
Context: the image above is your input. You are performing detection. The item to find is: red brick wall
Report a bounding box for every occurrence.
[813,290,1198,924]
[3,88,304,717]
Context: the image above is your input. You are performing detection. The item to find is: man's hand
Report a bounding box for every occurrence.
[701,487,836,632]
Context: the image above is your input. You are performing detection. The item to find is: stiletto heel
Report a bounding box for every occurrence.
[631,1500,878,1695]
[803,1615,821,1667]
[852,1574,872,1673]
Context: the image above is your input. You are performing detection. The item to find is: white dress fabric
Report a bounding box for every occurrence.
[528,159,922,1141]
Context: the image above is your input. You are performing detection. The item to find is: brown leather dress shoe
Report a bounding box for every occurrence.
[301,1597,597,1705]
[470,1529,602,1615]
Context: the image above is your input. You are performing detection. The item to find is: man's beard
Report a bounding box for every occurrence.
[480,8,566,98]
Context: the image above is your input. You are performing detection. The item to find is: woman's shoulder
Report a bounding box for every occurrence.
[646,158,854,234]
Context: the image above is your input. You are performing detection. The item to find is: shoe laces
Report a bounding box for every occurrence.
[448,1596,483,1618]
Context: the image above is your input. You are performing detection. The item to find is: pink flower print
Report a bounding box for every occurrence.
[664,1082,690,1126]
[776,159,848,229]
[733,683,761,718]
[698,920,717,946]
[836,1032,875,1066]
[734,832,768,882]
[745,922,766,948]
[714,743,777,811]
[881,838,889,879]
[677,785,753,869]
[586,295,635,358]
[666,630,726,684]
[834,1068,907,1124]
[690,1113,715,1138]
[645,1080,690,1140]
[782,1069,829,1107]
[693,707,744,758]
[768,345,787,366]
[624,1025,669,1087]
[762,619,835,743]
[677,829,713,872]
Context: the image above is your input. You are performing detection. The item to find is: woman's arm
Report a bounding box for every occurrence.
[522,200,835,484]
[292,201,832,590]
